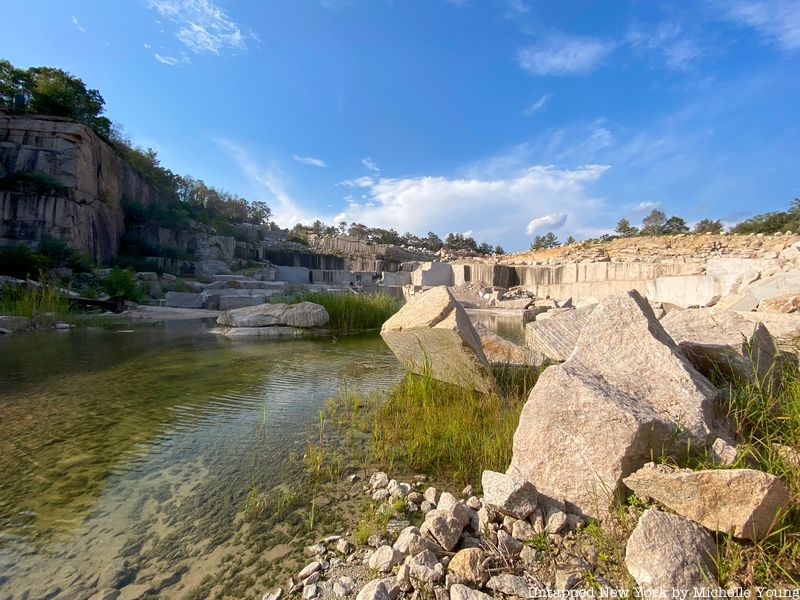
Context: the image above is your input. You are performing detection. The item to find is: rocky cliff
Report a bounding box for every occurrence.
[0,113,164,262]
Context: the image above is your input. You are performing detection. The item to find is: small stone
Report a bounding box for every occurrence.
[336,539,355,555]
[372,489,390,501]
[388,480,411,498]
[546,511,568,534]
[711,438,738,465]
[369,545,402,573]
[465,496,481,510]
[447,548,488,587]
[303,584,319,600]
[501,515,516,534]
[496,529,523,557]
[462,485,474,497]
[424,486,440,505]
[487,574,536,598]
[396,564,412,593]
[481,470,538,520]
[434,587,449,600]
[306,543,326,556]
[512,519,537,542]
[437,492,470,527]
[420,501,435,514]
[449,584,493,600]
[370,472,390,490]
[297,562,321,580]
[356,580,389,600]
[421,510,464,551]
[407,491,424,504]
[333,581,352,597]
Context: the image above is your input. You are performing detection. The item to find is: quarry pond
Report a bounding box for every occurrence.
[0,321,404,599]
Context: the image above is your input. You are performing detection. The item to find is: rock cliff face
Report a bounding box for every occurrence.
[0,114,164,262]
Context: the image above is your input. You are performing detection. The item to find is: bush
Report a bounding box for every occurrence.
[101,267,143,301]
[0,244,49,279]
[0,170,68,195]
[37,234,92,272]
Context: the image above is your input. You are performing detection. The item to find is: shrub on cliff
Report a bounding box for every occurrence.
[101,267,143,302]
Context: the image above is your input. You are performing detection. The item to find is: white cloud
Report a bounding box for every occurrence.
[630,200,660,213]
[154,53,180,65]
[361,157,379,172]
[336,163,610,249]
[523,94,550,115]
[145,0,251,55]
[716,0,800,50]
[518,33,615,75]
[525,212,568,235]
[143,43,152,49]
[71,16,85,32]
[338,176,375,188]
[292,154,328,168]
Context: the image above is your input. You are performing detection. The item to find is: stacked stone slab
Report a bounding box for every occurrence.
[380,286,498,394]
[508,290,718,519]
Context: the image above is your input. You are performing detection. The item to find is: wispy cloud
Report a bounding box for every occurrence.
[154,53,180,65]
[71,16,85,32]
[361,157,379,172]
[626,22,704,71]
[715,0,800,50]
[338,176,375,188]
[523,94,550,115]
[215,139,311,226]
[518,33,615,76]
[291,154,328,168]
[144,0,253,55]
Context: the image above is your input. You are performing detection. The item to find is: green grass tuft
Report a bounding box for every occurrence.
[0,282,71,319]
[326,363,543,488]
[268,291,401,332]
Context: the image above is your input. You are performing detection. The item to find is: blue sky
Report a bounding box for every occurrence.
[3,0,799,250]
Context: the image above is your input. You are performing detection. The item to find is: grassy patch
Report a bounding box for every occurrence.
[0,282,71,319]
[268,291,401,332]
[708,363,800,587]
[326,364,543,488]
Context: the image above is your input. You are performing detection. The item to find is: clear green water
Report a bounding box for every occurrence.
[0,321,400,599]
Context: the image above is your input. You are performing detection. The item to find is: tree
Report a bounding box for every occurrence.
[565,235,576,245]
[424,231,443,252]
[310,220,325,235]
[530,231,559,250]
[614,218,638,237]
[494,245,505,255]
[663,216,689,235]
[641,209,667,236]
[338,220,347,235]
[693,219,723,234]
[347,222,368,239]
[0,60,111,138]
[477,242,493,255]
[247,201,271,225]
